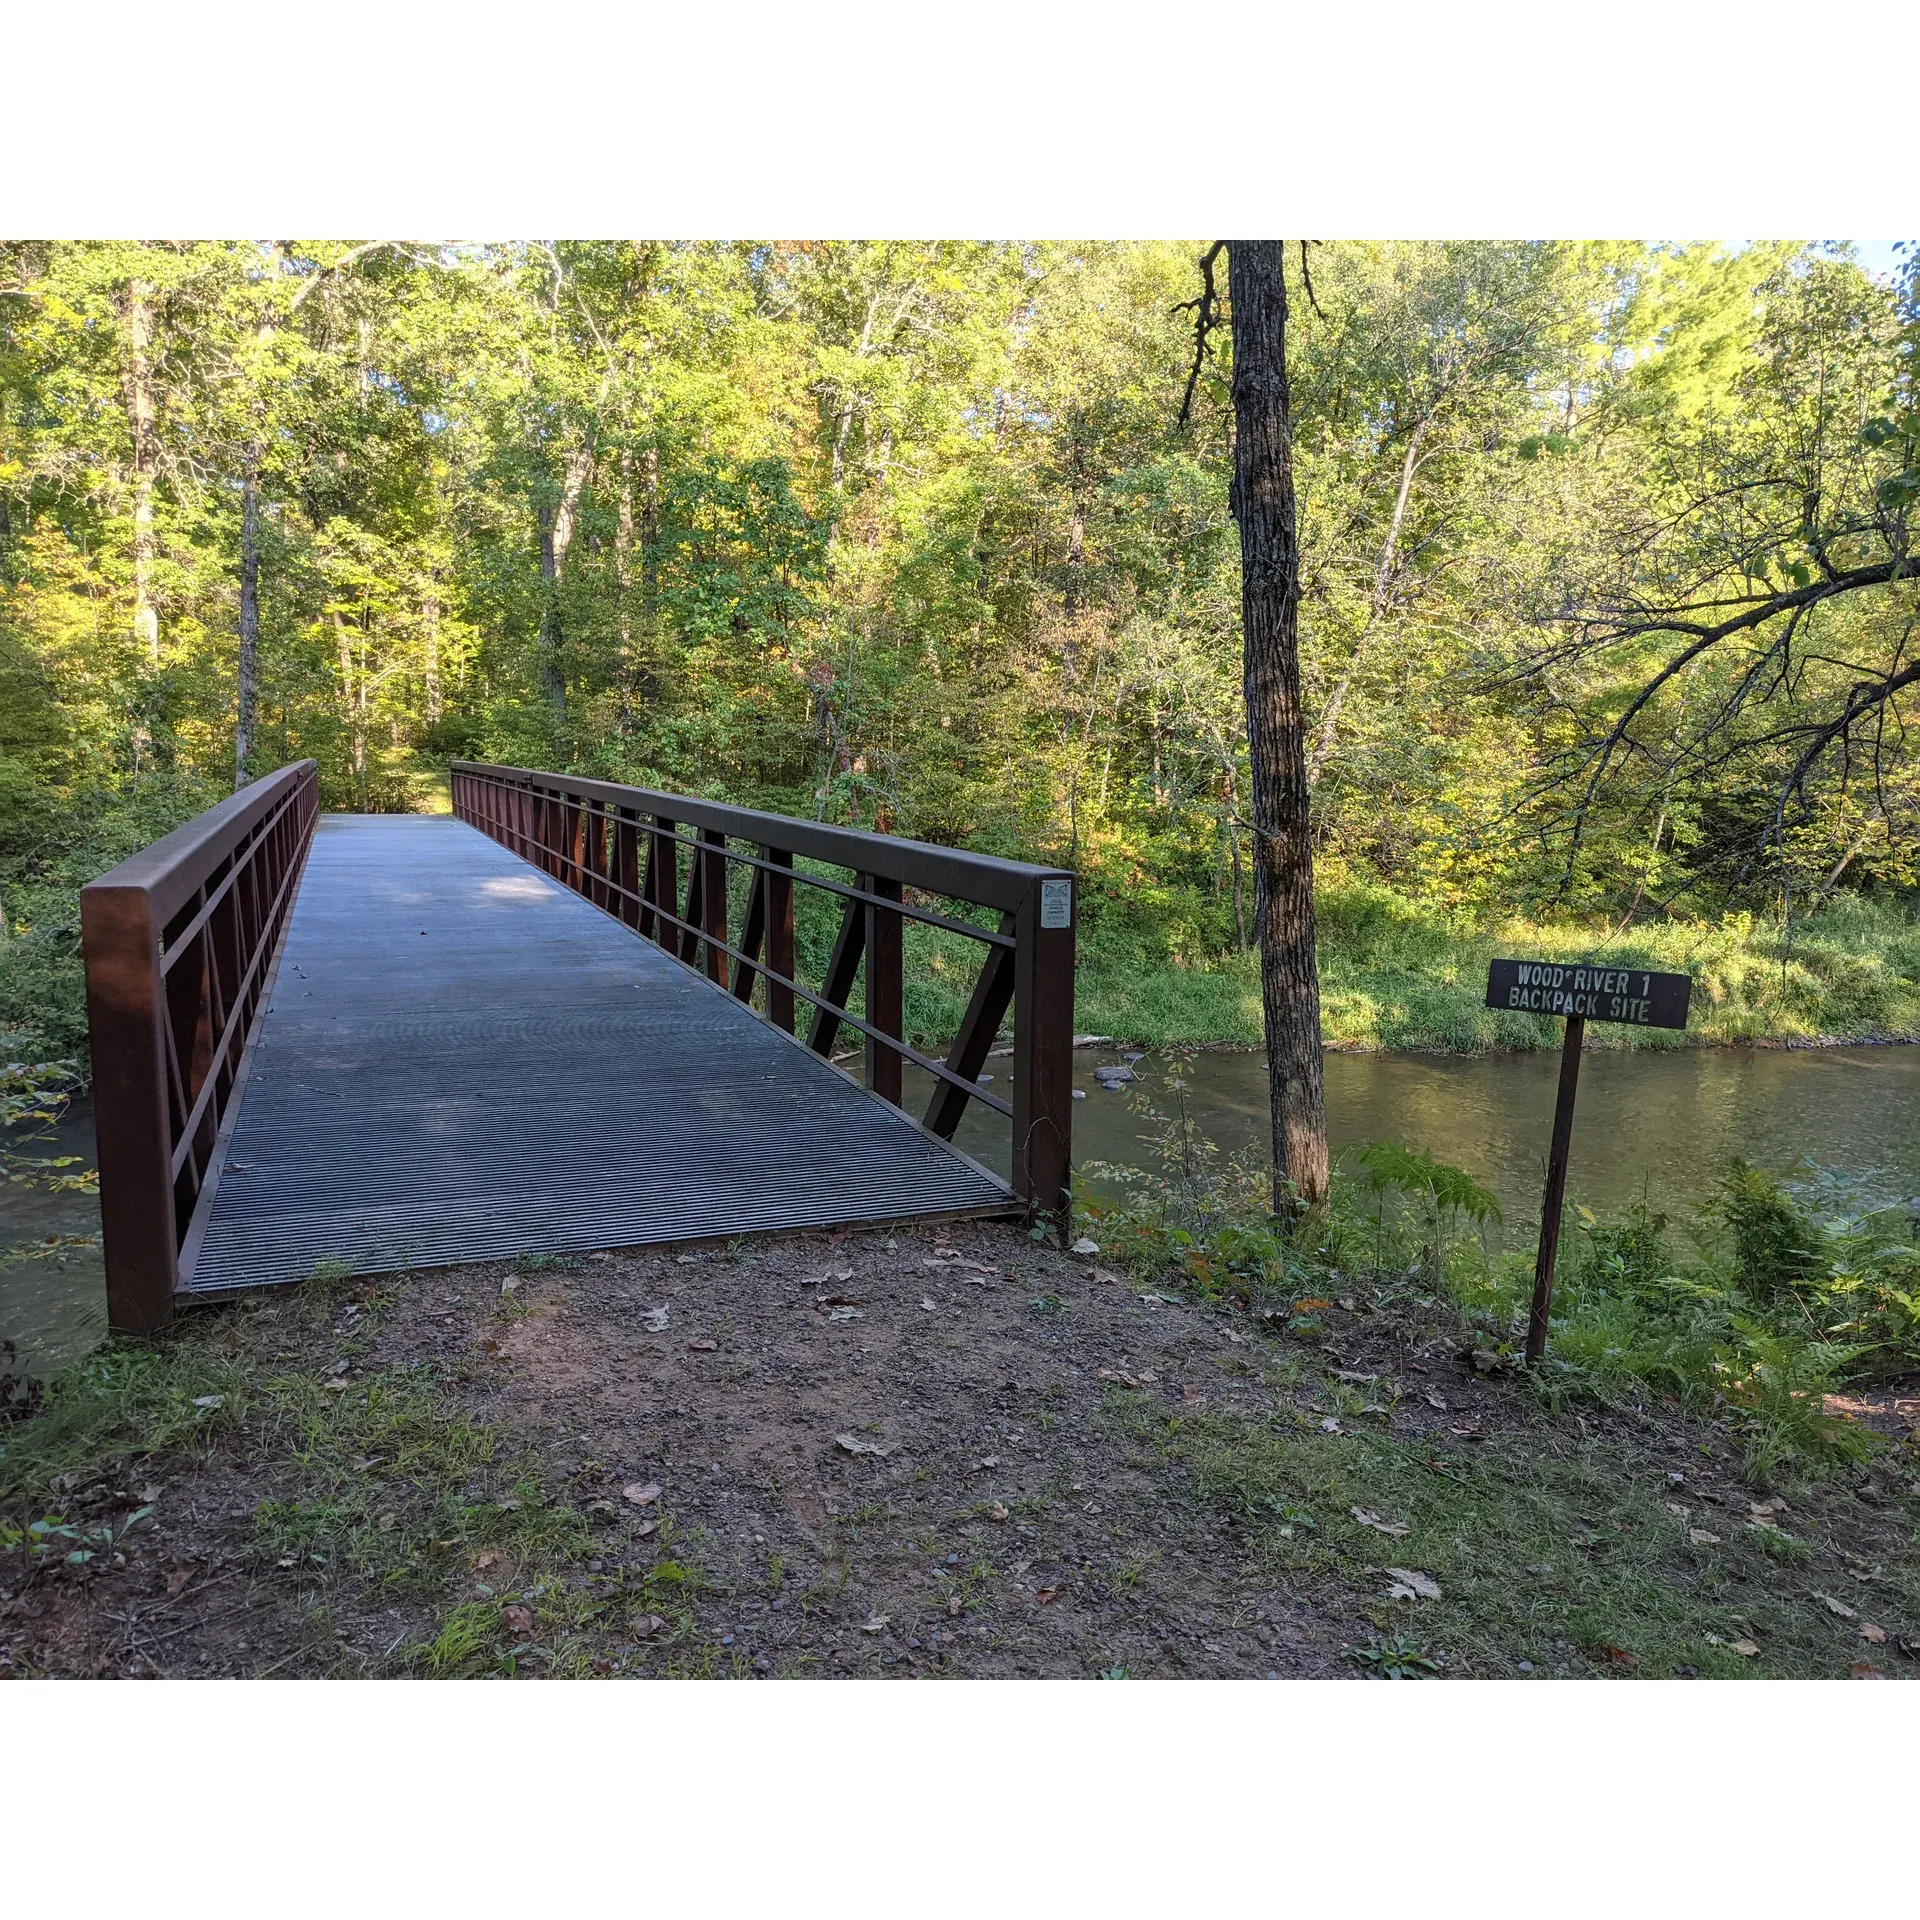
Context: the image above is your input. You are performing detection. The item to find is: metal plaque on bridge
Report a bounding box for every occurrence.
[1485,959,1691,1030]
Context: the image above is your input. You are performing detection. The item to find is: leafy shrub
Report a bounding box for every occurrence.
[1719,1160,1826,1303]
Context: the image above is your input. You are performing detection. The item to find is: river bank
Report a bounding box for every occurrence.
[1042,887,1920,1055]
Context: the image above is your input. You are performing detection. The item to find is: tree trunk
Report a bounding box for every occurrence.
[335,610,366,795]
[422,588,442,723]
[1230,240,1329,1211]
[535,444,591,724]
[1308,416,1427,786]
[122,278,160,665]
[235,449,260,789]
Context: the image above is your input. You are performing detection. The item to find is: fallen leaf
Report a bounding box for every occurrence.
[1034,1584,1061,1603]
[1665,1502,1690,1518]
[643,1307,669,1331]
[1689,1529,1722,1547]
[1333,1369,1379,1385]
[827,1306,863,1323]
[322,1378,350,1392]
[1469,1348,1505,1375]
[1319,1417,1344,1434]
[1423,1390,1449,1412]
[986,1503,1010,1523]
[164,1567,194,1595]
[1731,1638,1759,1657]
[499,1275,518,1295]
[1385,1568,1441,1602]
[972,1455,1000,1471]
[622,1482,662,1507]
[1071,1238,1100,1256]
[920,1298,939,1312]
[947,1593,963,1616]
[1861,1623,1886,1644]
[192,1395,224,1409]
[675,1254,698,1265]
[1293,1299,1331,1314]
[633,1613,667,1639]
[1814,1592,1858,1620]
[835,1432,895,1457]
[1351,1506,1410,1538]
[1136,1370,1159,1385]
[1097,1367,1140,1387]
[1092,1268,1124,1287]
[633,1519,657,1538]
[1751,1496,1788,1515]
[859,1613,890,1633]
[503,1604,534,1636]
[1359,1402,1391,1416]
[376,1511,397,1533]
[1590,1643,1639,1670]
[688,1338,717,1352]
[475,1549,503,1570]
[1849,1662,1886,1679]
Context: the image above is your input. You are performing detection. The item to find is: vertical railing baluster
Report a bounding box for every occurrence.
[765,847,795,1034]
[866,876,904,1104]
[700,829,729,984]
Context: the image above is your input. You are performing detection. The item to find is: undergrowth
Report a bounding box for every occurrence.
[1078,1066,1920,1482]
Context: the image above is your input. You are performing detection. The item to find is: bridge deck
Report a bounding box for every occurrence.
[185,815,1012,1293]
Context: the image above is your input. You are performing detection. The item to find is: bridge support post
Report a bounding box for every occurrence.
[1013,875,1075,1239]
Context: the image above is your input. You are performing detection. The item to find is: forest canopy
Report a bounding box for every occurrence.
[3,239,1916,1062]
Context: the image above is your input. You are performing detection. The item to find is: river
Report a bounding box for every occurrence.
[8,1044,1918,1385]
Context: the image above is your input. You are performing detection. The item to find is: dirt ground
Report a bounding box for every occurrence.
[4,1219,1916,1679]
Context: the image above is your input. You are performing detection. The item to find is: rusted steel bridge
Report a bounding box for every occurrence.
[81,761,1076,1332]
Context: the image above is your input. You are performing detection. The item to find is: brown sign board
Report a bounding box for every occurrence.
[1485,959,1691,1031]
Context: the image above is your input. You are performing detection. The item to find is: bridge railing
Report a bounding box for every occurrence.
[451,761,1076,1228]
[81,760,320,1330]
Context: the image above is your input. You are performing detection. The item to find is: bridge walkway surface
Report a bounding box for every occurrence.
[183,814,1012,1293]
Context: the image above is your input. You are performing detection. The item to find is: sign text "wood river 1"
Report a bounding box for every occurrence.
[1485,959,1691,1030]
[1486,955,1694,1366]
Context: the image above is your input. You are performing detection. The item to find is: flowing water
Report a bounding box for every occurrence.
[9,1045,1920,1385]
[941,1042,1920,1231]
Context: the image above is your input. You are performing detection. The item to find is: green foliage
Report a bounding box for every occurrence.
[1718,1161,1827,1303]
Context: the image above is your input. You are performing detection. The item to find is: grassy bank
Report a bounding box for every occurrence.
[1066,884,1920,1052]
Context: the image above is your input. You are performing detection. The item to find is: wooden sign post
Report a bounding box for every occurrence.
[1484,961,1693,1363]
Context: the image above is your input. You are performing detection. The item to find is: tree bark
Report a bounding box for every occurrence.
[122,277,160,665]
[235,449,260,788]
[1230,240,1329,1210]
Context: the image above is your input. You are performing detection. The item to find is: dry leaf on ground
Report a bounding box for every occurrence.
[1384,1568,1441,1601]
[1351,1507,1410,1538]
[1320,1417,1344,1434]
[622,1481,662,1506]
[633,1613,667,1639]
[1731,1638,1759,1657]
[1814,1592,1857,1619]
[503,1605,534,1636]
[689,1338,717,1352]
[1590,1643,1639,1669]
[1860,1623,1886,1644]
[1849,1662,1886,1679]
[859,1613,890,1633]
[1689,1529,1722,1546]
[643,1306,668,1330]
[835,1432,895,1457]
